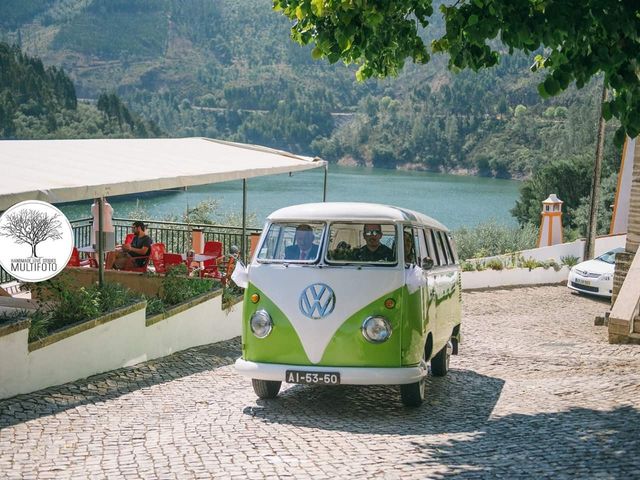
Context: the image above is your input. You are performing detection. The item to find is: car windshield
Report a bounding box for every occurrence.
[595,248,624,265]
[257,222,324,262]
[326,222,397,265]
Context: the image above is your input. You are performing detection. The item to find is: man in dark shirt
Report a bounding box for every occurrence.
[355,224,394,262]
[107,221,153,269]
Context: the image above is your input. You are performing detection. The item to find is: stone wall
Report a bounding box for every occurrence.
[612,252,634,305]
[610,138,640,343]
[626,139,640,253]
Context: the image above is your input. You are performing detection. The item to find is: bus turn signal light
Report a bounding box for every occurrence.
[384,298,395,309]
[251,293,260,304]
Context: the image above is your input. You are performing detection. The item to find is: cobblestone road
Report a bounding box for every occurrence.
[1,286,640,479]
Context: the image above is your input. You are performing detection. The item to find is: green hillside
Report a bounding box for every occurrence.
[0,0,619,181]
[0,42,159,139]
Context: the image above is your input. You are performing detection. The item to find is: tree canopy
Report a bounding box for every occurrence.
[274,0,640,143]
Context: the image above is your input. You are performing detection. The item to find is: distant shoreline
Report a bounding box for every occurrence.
[335,156,528,181]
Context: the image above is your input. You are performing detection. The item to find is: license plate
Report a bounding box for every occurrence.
[574,278,591,286]
[285,370,340,385]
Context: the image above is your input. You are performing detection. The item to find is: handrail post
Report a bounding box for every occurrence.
[98,197,104,288]
[242,179,247,263]
[323,163,328,202]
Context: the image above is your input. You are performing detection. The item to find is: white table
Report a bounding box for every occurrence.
[180,253,216,262]
[77,245,116,253]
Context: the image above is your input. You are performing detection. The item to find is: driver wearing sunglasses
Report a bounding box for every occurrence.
[355,223,394,262]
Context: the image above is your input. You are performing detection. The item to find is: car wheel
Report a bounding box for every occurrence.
[431,339,452,377]
[251,379,281,399]
[400,352,427,407]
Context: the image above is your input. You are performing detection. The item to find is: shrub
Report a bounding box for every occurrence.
[544,259,562,272]
[522,258,542,271]
[461,261,476,272]
[0,309,29,326]
[485,258,504,271]
[26,276,142,341]
[452,220,538,261]
[561,255,580,268]
[145,296,165,316]
[160,263,217,306]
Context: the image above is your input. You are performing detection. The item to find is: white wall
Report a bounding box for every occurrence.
[517,234,625,262]
[462,266,569,290]
[0,294,242,400]
[460,235,627,291]
[467,234,626,265]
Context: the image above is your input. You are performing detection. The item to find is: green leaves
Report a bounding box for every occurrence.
[310,0,325,17]
[272,0,640,139]
[543,77,561,96]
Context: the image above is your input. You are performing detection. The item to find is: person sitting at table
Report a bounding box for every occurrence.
[106,221,153,270]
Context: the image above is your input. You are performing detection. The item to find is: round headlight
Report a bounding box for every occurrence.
[250,310,273,338]
[361,316,392,343]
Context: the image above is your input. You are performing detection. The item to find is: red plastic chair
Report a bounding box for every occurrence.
[163,253,185,272]
[150,243,167,273]
[200,241,223,278]
[68,247,97,268]
[203,241,223,257]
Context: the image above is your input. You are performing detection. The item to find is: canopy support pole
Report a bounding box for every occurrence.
[242,179,247,263]
[98,197,104,287]
[323,164,328,202]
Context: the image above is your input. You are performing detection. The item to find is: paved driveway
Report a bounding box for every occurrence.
[1,286,639,479]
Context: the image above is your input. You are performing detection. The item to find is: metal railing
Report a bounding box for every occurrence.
[0,217,262,285]
[109,218,261,256]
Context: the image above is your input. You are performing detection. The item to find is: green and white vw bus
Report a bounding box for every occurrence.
[234,202,461,406]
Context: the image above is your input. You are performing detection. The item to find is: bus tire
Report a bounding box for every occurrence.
[400,381,425,407]
[400,346,427,407]
[431,340,452,377]
[252,379,281,399]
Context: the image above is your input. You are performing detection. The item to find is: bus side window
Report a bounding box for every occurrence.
[429,229,444,266]
[445,232,459,264]
[438,231,453,265]
[403,226,417,264]
[417,228,430,266]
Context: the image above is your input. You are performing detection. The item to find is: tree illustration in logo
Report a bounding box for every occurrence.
[0,209,63,258]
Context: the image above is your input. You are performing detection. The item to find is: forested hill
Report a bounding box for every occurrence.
[0,0,618,179]
[0,42,160,139]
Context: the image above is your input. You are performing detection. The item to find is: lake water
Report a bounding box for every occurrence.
[58,165,521,229]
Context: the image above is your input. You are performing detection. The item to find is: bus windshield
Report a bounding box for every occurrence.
[257,223,324,262]
[326,223,397,265]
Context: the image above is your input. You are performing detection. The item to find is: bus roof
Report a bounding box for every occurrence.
[267,202,449,231]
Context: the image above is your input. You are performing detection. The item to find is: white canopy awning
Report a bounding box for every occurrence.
[0,137,326,211]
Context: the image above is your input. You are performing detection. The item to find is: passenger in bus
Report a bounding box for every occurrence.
[284,224,319,260]
[355,224,394,262]
[404,230,416,264]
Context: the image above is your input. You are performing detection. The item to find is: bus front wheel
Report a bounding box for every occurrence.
[252,379,281,399]
[400,351,427,407]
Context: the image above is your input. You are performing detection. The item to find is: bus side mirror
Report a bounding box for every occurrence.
[422,257,434,270]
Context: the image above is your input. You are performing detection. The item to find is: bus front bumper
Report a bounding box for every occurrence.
[234,358,427,385]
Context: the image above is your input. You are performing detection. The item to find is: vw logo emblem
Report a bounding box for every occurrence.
[299,283,336,319]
